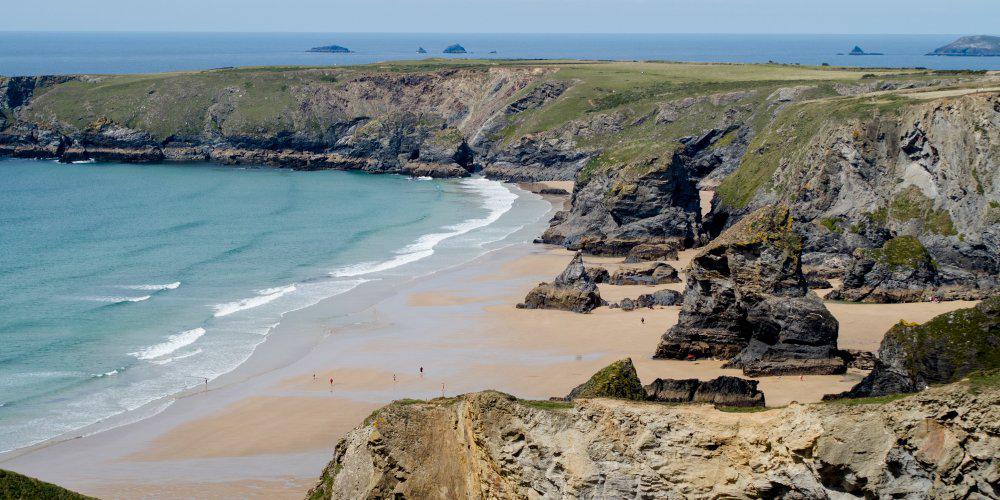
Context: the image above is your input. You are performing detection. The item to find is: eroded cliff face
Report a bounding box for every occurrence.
[0,67,566,177]
[308,381,999,499]
[716,92,1000,301]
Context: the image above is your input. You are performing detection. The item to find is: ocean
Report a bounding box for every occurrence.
[0,159,543,453]
[0,32,997,76]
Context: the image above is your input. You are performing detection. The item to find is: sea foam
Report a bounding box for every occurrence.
[131,328,206,360]
[330,178,517,278]
[84,295,152,304]
[212,285,297,317]
[123,282,181,291]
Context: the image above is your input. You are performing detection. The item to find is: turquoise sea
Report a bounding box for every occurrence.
[0,159,539,452]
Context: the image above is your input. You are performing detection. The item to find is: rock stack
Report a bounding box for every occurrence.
[654,204,845,376]
[517,252,605,313]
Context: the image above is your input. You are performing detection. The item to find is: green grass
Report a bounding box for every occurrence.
[825,393,912,406]
[864,235,933,270]
[715,405,772,413]
[0,469,94,500]
[967,369,1000,395]
[819,217,843,234]
[519,399,575,410]
[888,186,957,235]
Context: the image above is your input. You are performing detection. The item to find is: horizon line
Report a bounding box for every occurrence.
[0,30,988,37]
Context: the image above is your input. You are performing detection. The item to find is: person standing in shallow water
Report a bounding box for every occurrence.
[419,367,424,378]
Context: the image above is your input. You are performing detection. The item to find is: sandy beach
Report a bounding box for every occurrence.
[0,186,978,499]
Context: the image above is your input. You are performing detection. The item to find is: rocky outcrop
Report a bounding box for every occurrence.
[611,288,683,310]
[645,376,765,407]
[583,265,609,284]
[827,297,1000,400]
[564,358,646,401]
[608,262,680,285]
[654,205,845,376]
[623,242,680,263]
[309,381,1000,499]
[928,35,1000,56]
[715,92,1000,302]
[517,253,604,313]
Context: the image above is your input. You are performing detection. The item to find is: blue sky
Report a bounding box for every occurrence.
[3,0,997,34]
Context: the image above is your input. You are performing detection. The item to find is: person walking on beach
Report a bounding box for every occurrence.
[641,317,645,324]
[204,377,208,391]
[329,377,334,391]
[420,366,424,378]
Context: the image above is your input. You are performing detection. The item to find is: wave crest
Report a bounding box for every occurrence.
[212,285,297,317]
[131,328,206,360]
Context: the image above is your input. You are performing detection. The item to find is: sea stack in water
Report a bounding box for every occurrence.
[517,252,604,313]
[654,204,844,376]
[847,46,882,56]
[443,44,467,54]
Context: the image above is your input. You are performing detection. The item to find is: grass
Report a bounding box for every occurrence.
[519,399,575,410]
[967,369,1000,395]
[825,393,912,406]
[888,186,957,235]
[715,405,771,413]
[863,235,933,270]
[0,469,94,500]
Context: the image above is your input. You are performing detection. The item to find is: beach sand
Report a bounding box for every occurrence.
[0,196,978,499]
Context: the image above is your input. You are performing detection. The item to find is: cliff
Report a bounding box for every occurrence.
[308,377,999,499]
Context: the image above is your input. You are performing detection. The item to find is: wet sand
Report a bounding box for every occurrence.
[0,198,978,499]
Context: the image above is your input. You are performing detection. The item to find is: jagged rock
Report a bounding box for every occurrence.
[399,161,470,178]
[584,266,609,284]
[517,253,603,313]
[623,242,680,263]
[826,297,1000,400]
[645,376,765,407]
[565,358,646,401]
[643,378,699,402]
[654,205,845,376]
[310,382,999,499]
[616,297,638,311]
[803,270,833,289]
[636,289,683,307]
[827,236,940,303]
[608,262,680,286]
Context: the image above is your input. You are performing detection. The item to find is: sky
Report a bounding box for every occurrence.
[2,0,998,34]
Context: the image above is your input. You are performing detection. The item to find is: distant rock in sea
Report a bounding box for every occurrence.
[928,35,1000,56]
[847,45,883,56]
[308,45,351,53]
[489,50,497,54]
[417,47,427,54]
[443,44,467,54]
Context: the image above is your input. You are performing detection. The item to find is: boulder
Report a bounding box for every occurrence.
[517,252,604,313]
[584,266,609,284]
[643,378,699,402]
[623,242,680,263]
[839,349,877,370]
[636,289,683,307]
[826,296,1000,400]
[608,262,680,285]
[644,376,765,407]
[565,358,646,401]
[654,204,845,376]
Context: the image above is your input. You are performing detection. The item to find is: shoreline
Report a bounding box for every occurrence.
[0,181,981,498]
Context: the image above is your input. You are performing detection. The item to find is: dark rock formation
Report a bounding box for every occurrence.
[623,242,680,263]
[826,297,1000,400]
[565,358,646,401]
[654,204,845,376]
[608,262,680,286]
[847,46,883,56]
[638,289,683,307]
[803,270,833,289]
[443,44,467,54]
[645,376,765,407]
[584,266,609,284]
[839,349,877,370]
[538,187,569,195]
[308,45,351,53]
[928,35,1000,56]
[417,47,427,54]
[643,378,699,402]
[826,236,941,302]
[517,253,604,313]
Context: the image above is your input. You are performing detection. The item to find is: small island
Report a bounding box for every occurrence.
[928,35,1000,57]
[417,47,427,54]
[846,46,882,56]
[443,44,467,54]
[308,45,351,53]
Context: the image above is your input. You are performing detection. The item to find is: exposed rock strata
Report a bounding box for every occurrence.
[828,297,1000,400]
[309,382,1000,499]
[623,242,680,263]
[517,253,604,313]
[654,205,845,376]
[645,376,765,407]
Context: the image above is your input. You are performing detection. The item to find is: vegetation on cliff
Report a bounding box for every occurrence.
[0,469,94,500]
